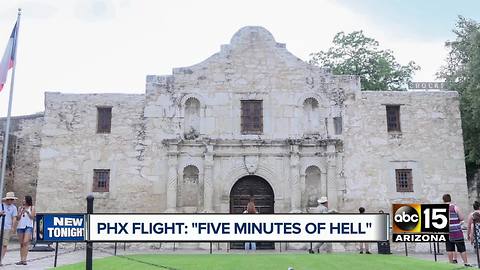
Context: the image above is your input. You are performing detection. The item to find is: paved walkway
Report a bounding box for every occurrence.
[0,242,479,269]
[1,242,110,269]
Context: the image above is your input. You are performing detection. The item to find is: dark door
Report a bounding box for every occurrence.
[229,175,274,249]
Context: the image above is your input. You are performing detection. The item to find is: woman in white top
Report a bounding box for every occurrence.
[16,195,35,265]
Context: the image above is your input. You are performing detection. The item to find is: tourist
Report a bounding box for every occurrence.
[0,191,18,265]
[15,195,35,266]
[467,201,480,256]
[312,197,329,214]
[308,197,332,253]
[358,207,371,254]
[443,194,471,267]
[243,200,257,251]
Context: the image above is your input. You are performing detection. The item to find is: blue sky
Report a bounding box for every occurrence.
[0,0,478,116]
[337,0,480,40]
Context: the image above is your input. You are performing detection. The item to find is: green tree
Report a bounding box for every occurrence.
[438,16,480,174]
[310,31,420,90]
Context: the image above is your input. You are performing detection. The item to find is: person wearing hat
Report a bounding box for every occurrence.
[315,196,328,213]
[308,196,332,253]
[0,192,18,263]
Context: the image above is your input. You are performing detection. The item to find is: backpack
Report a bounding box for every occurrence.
[473,212,480,223]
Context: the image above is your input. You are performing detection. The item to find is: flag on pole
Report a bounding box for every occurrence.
[0,22,18,92]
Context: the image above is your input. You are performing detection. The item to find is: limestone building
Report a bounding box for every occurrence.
[1,27,469,224]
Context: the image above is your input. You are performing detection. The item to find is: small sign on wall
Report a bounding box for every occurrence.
[408,82,446,90]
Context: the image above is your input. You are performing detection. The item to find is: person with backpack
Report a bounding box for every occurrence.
[467,201,480,255]
[0,192,17,265]
[443,194,471,267]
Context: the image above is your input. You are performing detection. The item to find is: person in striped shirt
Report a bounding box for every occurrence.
[443,194,471,267]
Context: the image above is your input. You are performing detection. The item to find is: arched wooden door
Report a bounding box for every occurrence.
[229,175,274,249]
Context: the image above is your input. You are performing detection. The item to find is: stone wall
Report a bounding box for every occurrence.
[0,113,43,203]
[144,26,357,141]
[342,90,469,213]
[142,26,357,213]
[35,93,149,212]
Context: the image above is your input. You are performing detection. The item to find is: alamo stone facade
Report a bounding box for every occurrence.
[0,27,470,226]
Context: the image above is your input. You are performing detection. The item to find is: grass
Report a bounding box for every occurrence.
[53,253,465,270]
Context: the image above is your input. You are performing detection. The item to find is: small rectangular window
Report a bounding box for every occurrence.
[93,169,110,192]
[386,105,401,132]
[97,107,112,133]
[241,100,263,134]
[396,169,413,192]
[333,117,342,135]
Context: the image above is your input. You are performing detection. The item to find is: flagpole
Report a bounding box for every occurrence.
[0,8,21,201]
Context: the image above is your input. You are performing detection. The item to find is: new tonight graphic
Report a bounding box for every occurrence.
[36,214,86,242]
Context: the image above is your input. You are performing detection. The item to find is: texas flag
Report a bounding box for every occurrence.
[0,22,18,92]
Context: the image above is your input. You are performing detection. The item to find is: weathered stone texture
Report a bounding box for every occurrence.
[35,93,147,212]
[0,113,43,203]
[342,91,468,212]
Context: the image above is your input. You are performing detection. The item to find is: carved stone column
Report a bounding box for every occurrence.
[166,144,179,212]
[320,171,327,197]
[326,144,338,211]
[203,144,214,212]
[299,173,306,210]
[290,144,301,212]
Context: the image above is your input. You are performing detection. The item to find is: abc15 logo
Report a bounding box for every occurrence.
[392,204,449,233]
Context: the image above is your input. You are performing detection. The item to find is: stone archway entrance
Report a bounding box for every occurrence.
[229,175,274,249]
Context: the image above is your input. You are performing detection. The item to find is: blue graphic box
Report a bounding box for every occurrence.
[36,214,86,242]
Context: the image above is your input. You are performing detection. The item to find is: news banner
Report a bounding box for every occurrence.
[35,204,449,243]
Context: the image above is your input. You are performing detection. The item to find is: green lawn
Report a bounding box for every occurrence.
[53,254,465,270]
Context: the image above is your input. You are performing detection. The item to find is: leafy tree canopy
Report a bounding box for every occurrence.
[310,31,420,90]
[439,16,480,173]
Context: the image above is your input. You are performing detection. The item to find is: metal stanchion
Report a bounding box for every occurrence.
[86,195,94,270]
[114,242,117,256]
[436,241,443,255]
[123,242,126,251]
[54,242,59,267]
[433,240,437,262]
[0,205,6,265]
[404,242,408,256]
[209,242,212,254]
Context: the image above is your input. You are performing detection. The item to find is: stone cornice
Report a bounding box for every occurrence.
[162,138,342,148]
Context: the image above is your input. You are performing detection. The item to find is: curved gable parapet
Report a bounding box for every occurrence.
[230,26,277,47]
[147,26,360,101]
[172,26,327,75]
